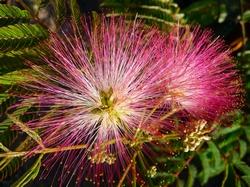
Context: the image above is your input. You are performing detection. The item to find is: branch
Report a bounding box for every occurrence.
[0,144,87,158]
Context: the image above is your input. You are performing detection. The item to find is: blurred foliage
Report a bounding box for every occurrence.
[100,0,184,29]
[0,0,249,186]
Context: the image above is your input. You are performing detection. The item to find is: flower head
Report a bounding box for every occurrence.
[20,17,172,185]
[17,16,243,186]
[163,27,243,119]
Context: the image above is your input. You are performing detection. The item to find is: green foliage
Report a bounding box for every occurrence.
[170,112,250,187]
[0,156,24,181]
[0,128,17,148]
[186,165,197,187]
[0,94,18,121]
[0,2,48,52]
[198,142,225,185]
[0,93,10,106]
[0,100,34,182]
[0,2,48,185]
[139,111,249,186]
[0,104,31,133]
[183,0,219,26]
[0,69,30,85]
[70,0,81,24]
[11,154,43,187]
[101,0,184,29]
[0,23,48,51]
[0,51,27,75]
[53,0,66,23]
[0,105,37,185]
[0,2,48,91]
[242,10,250,22]
[51,0,81,26]
[0,136,35,182]
[0,4,30,27]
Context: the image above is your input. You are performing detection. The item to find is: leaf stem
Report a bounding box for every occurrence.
[0,144,87,158]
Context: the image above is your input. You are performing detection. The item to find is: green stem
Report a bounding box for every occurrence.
[239,0,247,52]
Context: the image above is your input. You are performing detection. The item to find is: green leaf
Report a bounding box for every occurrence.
[0,136,34,181]
[242,176,250,186]
[218,3,227,23]
[101,0,184,29]
[218,133,239,149]
[198,153,210,185]
[242,10,250,22]
[11,153,43,187]
[186,165,197,187]
[183,0,219,26]
[207,142,224,168]
[0,69,30,85]
[0,95,17,124]
[0,23,48,51]
[244,125,250,142]
[8,113,44,148]
[198,142,225,185]
[236,179,242,187]
[54,0,66,24]
[221,164,229,187]
[0,93,9,104]
[0,128,17,148]
[0,105,31,134]
[176,178,184,187]
[0,118,13,134]
[0,47,39,74]
[215,124,241,137]
[0,51,27,75]
[239,140,247,159]
[0,142,10,152]
[234,161,250,175]
[0,4,30,27]
[0,157,24,181]
[70,0,81,24]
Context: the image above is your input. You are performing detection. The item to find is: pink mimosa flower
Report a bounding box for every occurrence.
[17,17,242,186]
[162,27,243,119]
[20,17,172,186]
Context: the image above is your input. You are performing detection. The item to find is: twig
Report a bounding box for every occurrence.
[0,133,179,159]
[0,144,87,158]
[117,151,139,187]
[239,0,247,52]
